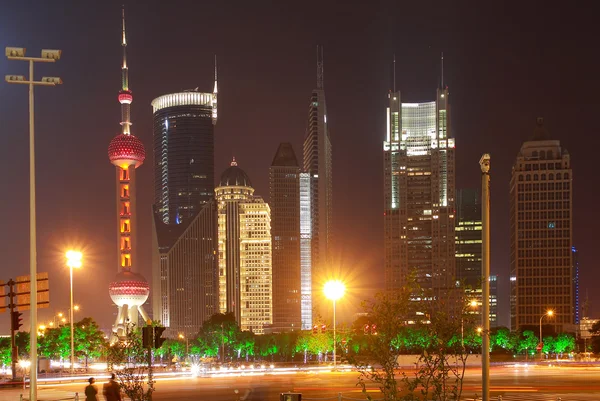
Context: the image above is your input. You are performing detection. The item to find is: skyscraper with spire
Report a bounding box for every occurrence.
[303,45,332,318]
[107,8,151,336]
[150,60,219,336]
[383,56,456,292]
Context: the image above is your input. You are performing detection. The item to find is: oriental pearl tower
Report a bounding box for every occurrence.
[107,8,150,337]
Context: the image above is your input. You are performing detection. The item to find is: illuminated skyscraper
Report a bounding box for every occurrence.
[303,45,332,314]
[456,189,497,327]
[150,63,218,334]
[107,9,150,336]
[383,78,455,291]
[151,68,217,225]
[456,189,482,288]
[269,143,302,332]
[510,118,574,332]
[299,173,313,329]
[216,159,273,333]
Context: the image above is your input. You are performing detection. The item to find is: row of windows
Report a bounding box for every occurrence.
[518,277,573,286]
[516,230,569,239]
[517,248,571,258]
[517,239,570,248]
[517,269,572,280]
[517,201,570,211]
[517,211,569,221]
[518,172,569,181]
[518,191,570,201]
[516,182,569,191]
[518,285,571,295]
[517,258,571,267]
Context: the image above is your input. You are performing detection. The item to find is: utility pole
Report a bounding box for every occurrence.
[479,154,491,401]
[8,279,17,382]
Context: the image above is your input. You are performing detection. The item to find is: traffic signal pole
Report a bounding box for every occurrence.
[8,279,18,382]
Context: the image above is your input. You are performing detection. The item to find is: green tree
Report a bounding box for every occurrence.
[518,330,539,357]
[542,335,555,356]
[74,318,108,369]
[196,313,240,362]
[351,288,414,401]
[0,337,11,366]
[106,324,154,401]
[166,339,186,361]
[553,333,575,357]
[295,331,311,363]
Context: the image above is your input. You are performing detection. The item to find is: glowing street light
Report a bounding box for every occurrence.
[179,333,189,357]
[6,47,62,401]
[461,299,480,349]
[324,280,345,371]
[66,250,82,374]
[539,309,554,359]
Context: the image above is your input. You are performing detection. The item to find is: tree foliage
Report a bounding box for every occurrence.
[106,324,154,401]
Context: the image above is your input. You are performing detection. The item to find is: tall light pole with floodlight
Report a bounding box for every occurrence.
[323,280,345,371]
[5,46,62,400]
[479,153,491,401]
[539,309,554,359]
[66,251,82,374]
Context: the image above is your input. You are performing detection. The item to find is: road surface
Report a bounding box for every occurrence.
[2,364,600,400]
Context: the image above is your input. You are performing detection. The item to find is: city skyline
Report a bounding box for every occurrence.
[1,1,598,332]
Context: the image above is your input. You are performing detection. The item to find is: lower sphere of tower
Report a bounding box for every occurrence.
[109,270,150,307]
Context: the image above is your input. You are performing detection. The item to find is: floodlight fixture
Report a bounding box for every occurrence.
[41,49,61,60]
[41,77,63,85]
[6,47,25,57]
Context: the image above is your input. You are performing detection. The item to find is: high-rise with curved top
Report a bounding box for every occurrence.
[216,159,273,334]
[107,8,150,337]
[150,65,219,337]
[151,70,218,226]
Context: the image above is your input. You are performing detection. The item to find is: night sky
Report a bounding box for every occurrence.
[1,1,598,333]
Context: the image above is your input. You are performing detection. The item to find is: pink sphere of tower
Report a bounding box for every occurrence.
[108,133,145,168]
[109,270,150,307]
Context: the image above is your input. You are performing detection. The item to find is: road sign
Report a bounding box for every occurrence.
[15,272,50,310]
[536,342,543,351]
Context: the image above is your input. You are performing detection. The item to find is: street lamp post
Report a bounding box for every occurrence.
[539,310,554,359]
[323,280,345,371]
[179,333,189,359]
[66,251,82,374]
[479,154,491,401]
[5,46,62,400]
[461,299,479,350]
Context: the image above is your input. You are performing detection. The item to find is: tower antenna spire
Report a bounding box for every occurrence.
[118,5,133,135]
[440,52,444,89]
[316,45,324,89]
[213,54,218,93]
[393,54,396,92]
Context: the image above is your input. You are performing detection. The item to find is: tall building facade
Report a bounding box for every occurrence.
[150,67,218,335]
[455,189,482,289]
[572,246,580,325]
[151,202,218,338]
[151,84,217,225]
[107,9,150,336]
[303,46,332,315]
[299,173,313,329]
[269,143,302,332]
[456,189,497,327]
[510,118,573,332]
[216,160,273,333]
[383,85,455,291]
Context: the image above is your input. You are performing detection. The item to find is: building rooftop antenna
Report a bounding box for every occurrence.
[317,45,324,89]
[393,54,396,92]
[213,54,218,94]
[441,52,444,89]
